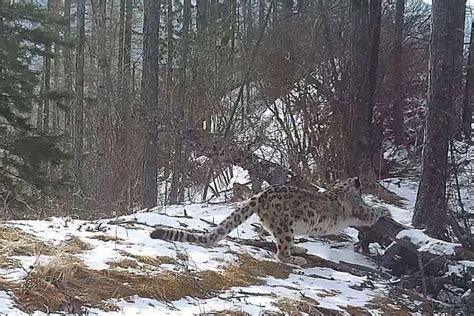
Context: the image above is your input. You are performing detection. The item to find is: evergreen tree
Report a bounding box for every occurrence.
[0,1,67,205]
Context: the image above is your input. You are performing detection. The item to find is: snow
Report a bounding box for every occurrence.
[0,291,24,316]
[0,176,469,314]
[397,229,460,256]
[0,202,388,314]
[380,178,419,211]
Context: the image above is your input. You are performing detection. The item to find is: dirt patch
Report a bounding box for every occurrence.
[8,253,292,313]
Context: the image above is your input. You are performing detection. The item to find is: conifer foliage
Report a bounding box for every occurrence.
[0,1,66,207]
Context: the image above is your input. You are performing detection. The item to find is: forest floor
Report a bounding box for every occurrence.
[0,178,471,315]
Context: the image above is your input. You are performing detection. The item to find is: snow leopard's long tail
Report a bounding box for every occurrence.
[150,203,256,245]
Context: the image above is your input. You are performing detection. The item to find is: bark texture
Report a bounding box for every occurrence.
[142,0,161,208]
[74,0,86,208]
[392,0,406,145]
[413,0,465,238]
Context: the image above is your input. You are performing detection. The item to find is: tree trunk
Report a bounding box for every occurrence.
[169,0,191,205]
[123,0,132,93]
[163,0,173,203]
[42,0,52,135]
[142,0,161,208]
[259,0,265,31]
[367,0,382,174]
[96,0,109,210]
[117,0,125,88]
[463,22,474,142]
[413,0,465,239]
[74,0,86,208]
[348,0,370,177]
[63,0,72,141]
[0,0,3,35]
[392,0,406,145]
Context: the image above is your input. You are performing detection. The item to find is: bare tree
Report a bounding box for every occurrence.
[41,0,53,136]
[73,0,86,208]
[392,0,406,145]
[142,0,161,208]
[96,0,109,210]
[348,0,370,176]
[413,0,465,239]
[367,0,382,171]
[464,21,474,142]
[63,0,73,140]
[169,0,191,204]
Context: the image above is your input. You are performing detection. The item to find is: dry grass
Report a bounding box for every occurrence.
[365,295,414,315]
[0,226,92,271]
[107,258,139,269]
[198,310,250,316]
[0,256,21,269]
[118,250,177,267]
[0,226,52,257]
[8,253,292,313]
[91,235,124,242]
[58,236,93,253]
[275,297,342,316]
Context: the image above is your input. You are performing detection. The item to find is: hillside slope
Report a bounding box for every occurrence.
[0,178,469,315]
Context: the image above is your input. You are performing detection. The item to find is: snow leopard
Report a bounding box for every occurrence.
[150,177,391,265]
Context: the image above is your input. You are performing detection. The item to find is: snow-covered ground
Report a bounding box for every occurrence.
[0,178,469,315]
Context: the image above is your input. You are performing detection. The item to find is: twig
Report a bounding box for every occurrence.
[449,140,471,241]
[199,218,217,227]
[106,219,156,228]
[418,253,428,299]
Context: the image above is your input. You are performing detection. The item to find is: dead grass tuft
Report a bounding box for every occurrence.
[30,254,84,283]
[275,297,343,316]
[0,256,21,269]
[107,258,138,269]
[136,255,176,266]
[91,235,124,242]
[0,226,52,258]
[9,253,292,313]
[118,250,176,267]
[59,236,93,254]
[198,310,250,316]
[365,295,413,315]
[344,305,370,315]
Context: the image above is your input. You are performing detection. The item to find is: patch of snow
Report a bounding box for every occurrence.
[0,191,432,314]
[396,229,460,256]
[0,291,24,316]
[380,178,419,210]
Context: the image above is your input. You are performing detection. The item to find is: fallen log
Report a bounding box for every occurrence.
[226,237,392,279]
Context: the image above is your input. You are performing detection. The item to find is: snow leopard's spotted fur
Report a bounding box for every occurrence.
[150,177,391,265]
